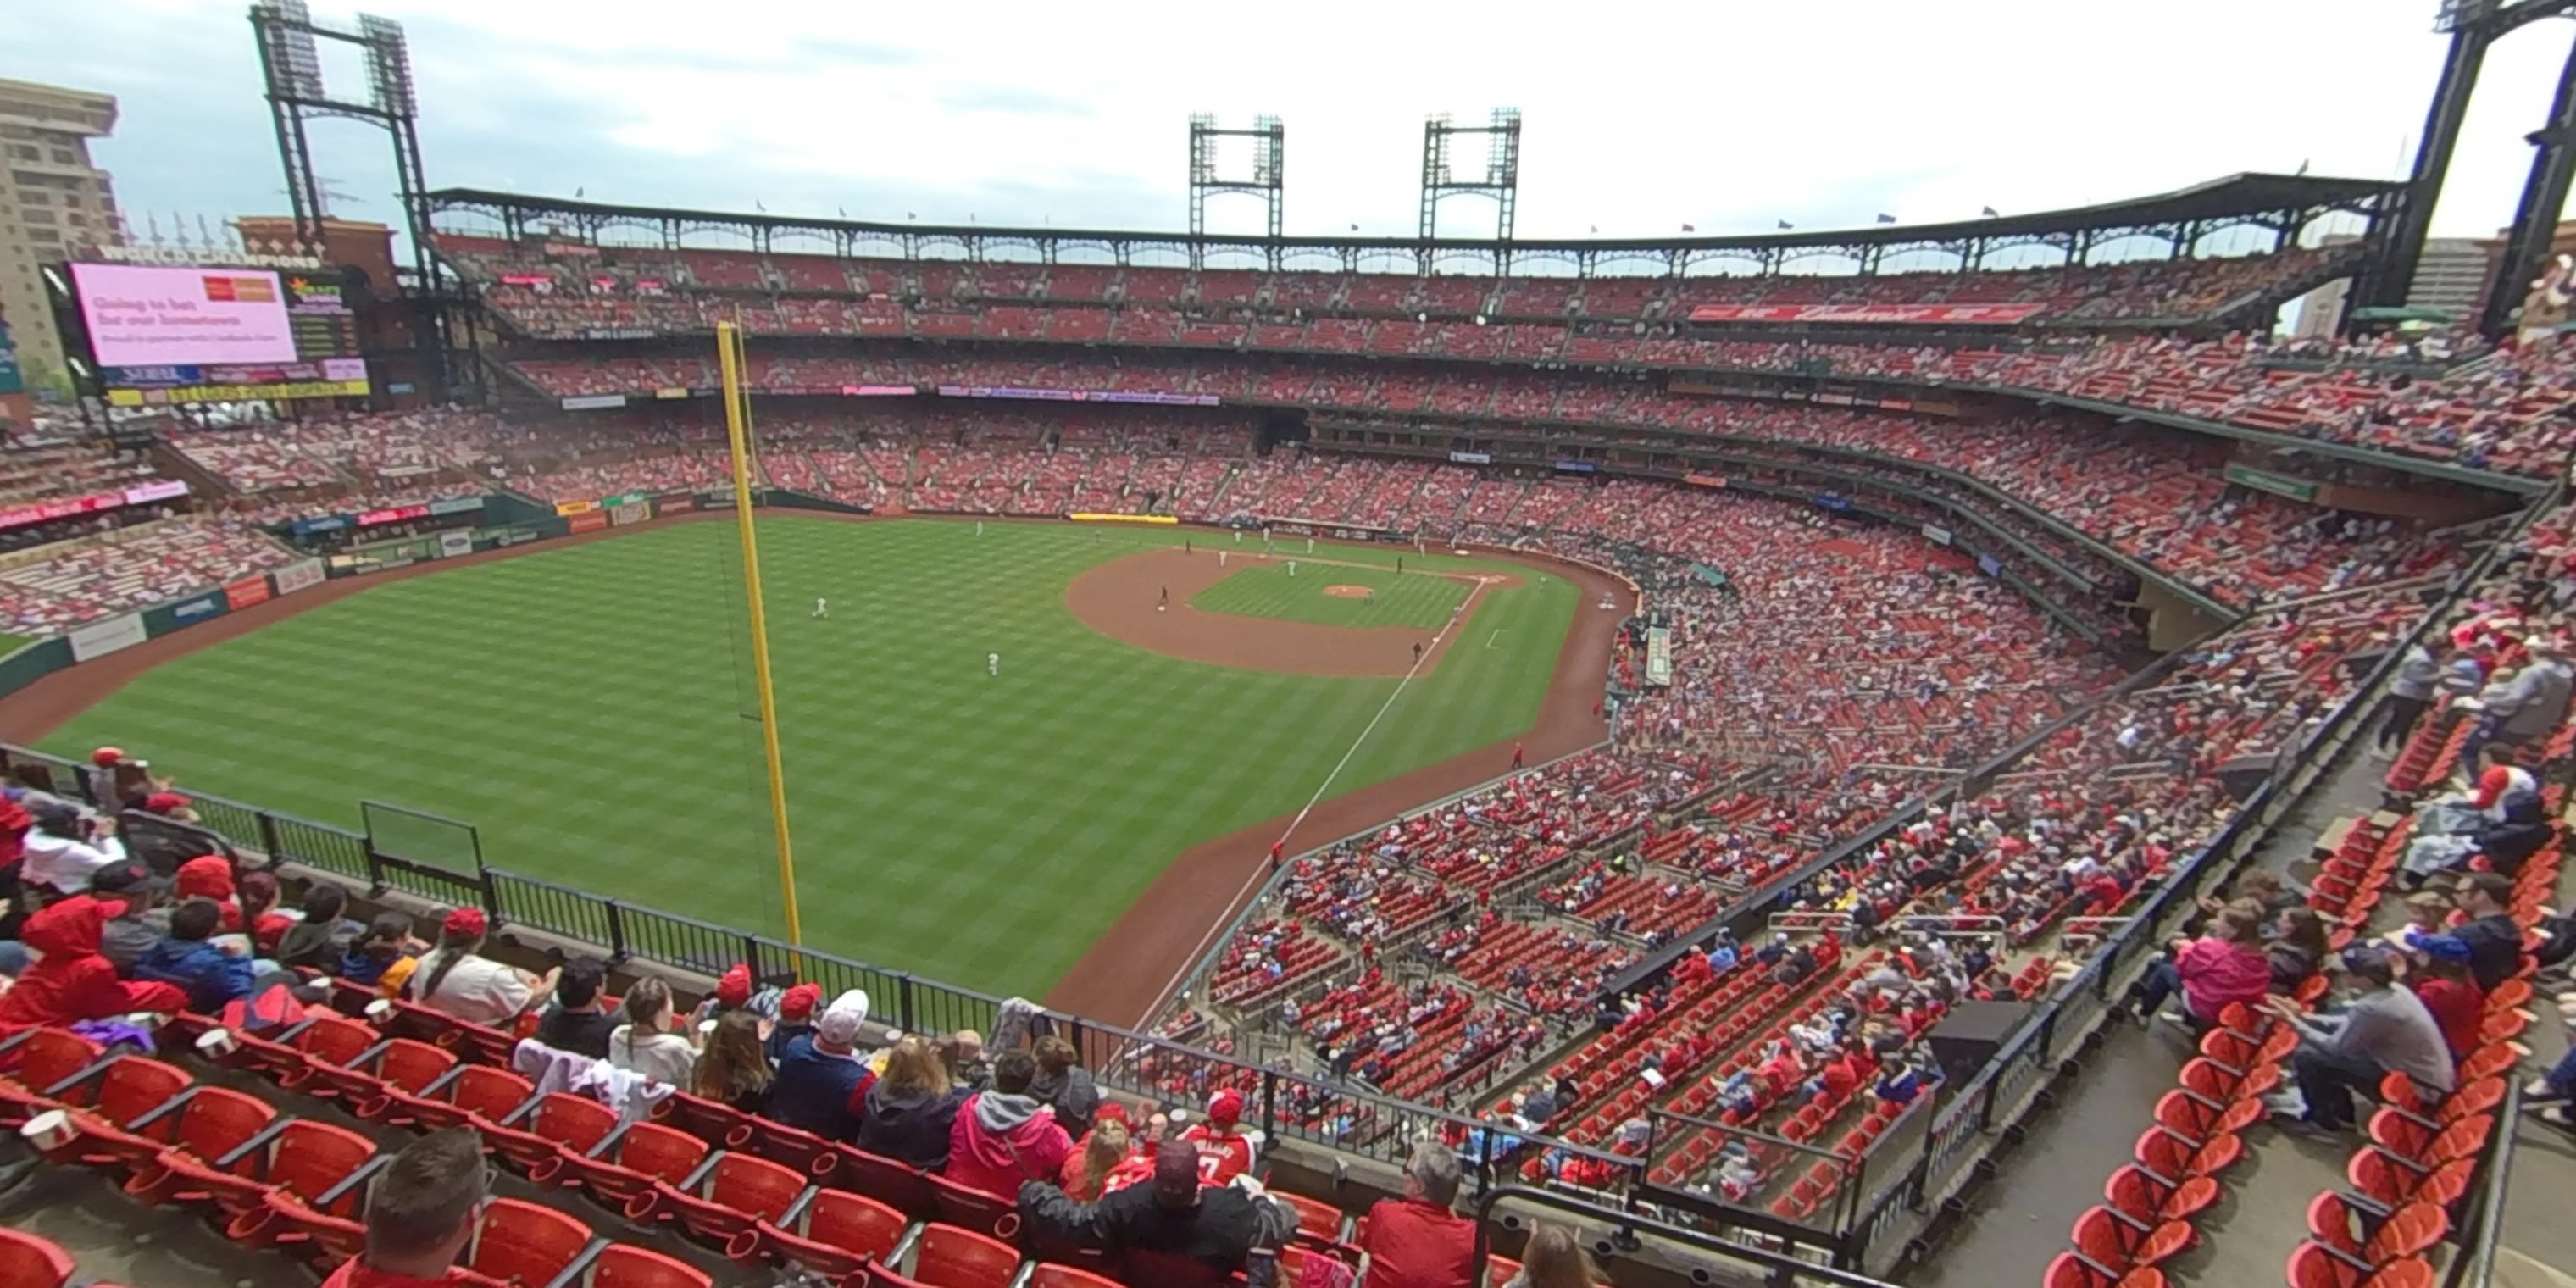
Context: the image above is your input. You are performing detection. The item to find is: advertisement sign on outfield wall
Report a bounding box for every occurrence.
[428,497,486,517]
[567,511,610,533]
[657,495,697,515]
[68,613,147,663]
[273,558,326,596]
[609,502,649,526]
[437,530,474,558]
[554,501,596,516]
[224,575,274,610]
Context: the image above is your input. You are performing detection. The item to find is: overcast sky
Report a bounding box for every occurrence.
[8,0,2574,251]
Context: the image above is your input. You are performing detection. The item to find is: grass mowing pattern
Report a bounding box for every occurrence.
[42,518,1579,994]
[1188,562,1468,630]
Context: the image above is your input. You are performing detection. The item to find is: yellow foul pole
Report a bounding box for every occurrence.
[716,321,804,947]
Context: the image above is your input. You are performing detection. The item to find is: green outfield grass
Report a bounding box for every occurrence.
[1189,561,1468,630]
[41,518,1579,994]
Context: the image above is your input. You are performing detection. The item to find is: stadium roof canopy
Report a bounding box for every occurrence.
[425,172,2396,265]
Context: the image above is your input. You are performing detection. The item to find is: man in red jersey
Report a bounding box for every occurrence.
[319,1128,487,1286]
[1182,1089,1259,1185]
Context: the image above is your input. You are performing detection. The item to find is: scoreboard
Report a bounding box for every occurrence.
[64,263,370,408]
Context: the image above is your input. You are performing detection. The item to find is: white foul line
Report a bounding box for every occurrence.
[1485,629,1504,650]
[1137,579,1487,1023]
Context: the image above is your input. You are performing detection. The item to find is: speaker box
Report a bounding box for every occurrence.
[1926,1000,2031,1089]
[2215,751,2279,802]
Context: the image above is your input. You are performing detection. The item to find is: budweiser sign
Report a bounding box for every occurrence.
[1686,303,2046,325]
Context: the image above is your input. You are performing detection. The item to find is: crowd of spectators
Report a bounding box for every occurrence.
[440,230,2342,330]
[495,356,2484,608]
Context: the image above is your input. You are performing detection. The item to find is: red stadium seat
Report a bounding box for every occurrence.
[533,1120,712,1210]
[736,1187,910,1280]
[569,1244,713,1288]
[630,1151,809,1246]
[0,1230,75,1288]
[908,1223,1020,1288]
[462,1198,593,1286]
[482,1091,619,1173]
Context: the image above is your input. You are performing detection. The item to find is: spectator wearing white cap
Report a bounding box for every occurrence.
[768,988,874,1141]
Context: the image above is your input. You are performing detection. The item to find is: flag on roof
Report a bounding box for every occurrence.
[1681,223,1696,232]
[1777,220,1793,230]
[1981,205,1999,217]
[1875,213,1896,224]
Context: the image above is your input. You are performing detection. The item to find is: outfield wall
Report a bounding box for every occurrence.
[0,485,786,711]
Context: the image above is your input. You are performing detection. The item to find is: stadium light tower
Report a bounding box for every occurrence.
[1186,114,1285,268]
[2357,0,2576,336]
[1418,108,1522,252]
[247,2,433,281]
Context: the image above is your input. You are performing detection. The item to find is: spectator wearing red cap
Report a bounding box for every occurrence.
[406,908,558,1027]
[534,956,617,1058]
[175,856,242,934]
[765,982,823,1063]
[1180,1090,1258,1185]
[771,989,876,1141]
[1357,1138,1477,1288]
[947,1047,1074,1200]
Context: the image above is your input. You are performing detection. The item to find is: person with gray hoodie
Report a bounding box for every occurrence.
[1026,1035,1102,1137]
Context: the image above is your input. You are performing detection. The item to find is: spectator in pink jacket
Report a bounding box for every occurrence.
[2127,903,2273,1031]
[946,1047,1073,1199]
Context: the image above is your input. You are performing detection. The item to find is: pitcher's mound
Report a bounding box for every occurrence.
[1323,585,1373,598]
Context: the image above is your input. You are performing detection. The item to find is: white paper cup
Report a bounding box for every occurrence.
[364,999,394,1023]
[22,1108,75,1152]
[196,1028,239,1058]
[697,1019,717,1039]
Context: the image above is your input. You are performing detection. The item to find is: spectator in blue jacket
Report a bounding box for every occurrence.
[769,990,874,1141]
[134,897,253,1013]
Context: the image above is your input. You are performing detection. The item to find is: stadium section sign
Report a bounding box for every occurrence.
[1685,303,2046,325]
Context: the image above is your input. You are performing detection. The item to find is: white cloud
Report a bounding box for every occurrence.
[8,0,2571,244]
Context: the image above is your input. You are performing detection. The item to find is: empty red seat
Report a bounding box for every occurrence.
[0,1229,75,1288]
[50,1084,275,1173]
[830,1143,939,1219]
[461,1198,592,1286]
[0,1029,103,1123]
[483,1092,619,1173]
[630,1151,808,1246]
[908,1223,1020,1288]
[927,1170,1018,1239]
[534,1121,712,1210]
[1027,1266,1124,1288]
[736,1188,909,1280]
[562,1244,712,1288]
[397,1063,535,1133]
[2040,1252,2163,1288]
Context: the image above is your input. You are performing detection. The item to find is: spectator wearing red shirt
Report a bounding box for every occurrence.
[1181,1089,1260,1185]
[2403,933,2486,1059]
[1357,1140,1477,1288]
[0,892,185,1031]
[316,1128,486,1288]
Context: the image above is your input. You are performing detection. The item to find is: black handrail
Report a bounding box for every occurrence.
[1468,1183,1903,1288]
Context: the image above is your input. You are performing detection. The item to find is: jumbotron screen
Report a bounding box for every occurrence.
[68,262,369,407]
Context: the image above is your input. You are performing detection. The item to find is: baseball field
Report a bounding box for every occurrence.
[14,515,1612,1006]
